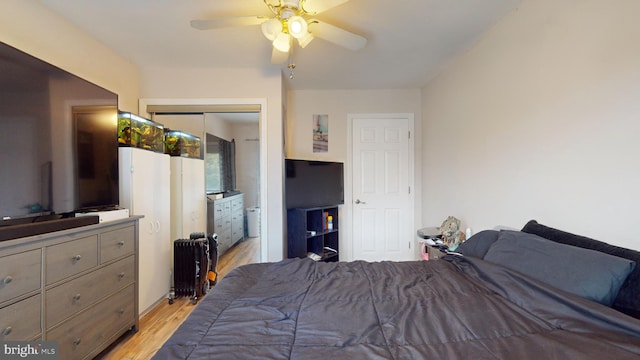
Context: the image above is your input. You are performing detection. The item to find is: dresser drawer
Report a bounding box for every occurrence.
[48,284,135,360]
[46,236,98,285]
[0,249,41,304]
[0,294,41,341]
[45,255,135,329]
[231,211,244,241]
[231,196,243,211]
[214,215,231,233]
[100,226,135,264]
[213,201,231,220]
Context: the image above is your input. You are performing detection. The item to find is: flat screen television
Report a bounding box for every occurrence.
[0,41,119,225]
[285,159,344,209]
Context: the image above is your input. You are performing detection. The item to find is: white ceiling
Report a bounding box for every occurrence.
[38,0,522,90]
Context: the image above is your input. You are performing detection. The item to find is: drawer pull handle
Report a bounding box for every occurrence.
[2,275,12,285]
[72,293,81,303]
[2,326,12,336]
[73,338,82,346]
[118,272,126,279]
[118,308,125,315]
[118,240,125,247]
[72,255,82,262]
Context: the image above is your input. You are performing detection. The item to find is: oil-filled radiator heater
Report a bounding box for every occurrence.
[170,232,218,304]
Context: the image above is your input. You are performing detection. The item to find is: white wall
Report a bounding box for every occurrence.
[154,114,205,137]
[139,66,285,261]
[287,89,422,161]
[0,1,140,112]
[205,113,233,141]
[286,89,422,259]
[421,0,640,250]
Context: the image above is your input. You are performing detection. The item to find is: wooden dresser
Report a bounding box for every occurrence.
[0,217,139,360]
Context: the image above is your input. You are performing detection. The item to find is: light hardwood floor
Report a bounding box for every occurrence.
[98,237,261,359]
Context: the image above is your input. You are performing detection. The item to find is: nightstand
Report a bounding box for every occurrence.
[417,227,443,260]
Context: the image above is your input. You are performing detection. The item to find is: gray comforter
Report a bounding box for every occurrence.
[153,256,640,359]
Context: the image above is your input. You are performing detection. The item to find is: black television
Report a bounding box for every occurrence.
[0,41,119,226]
[285,159,344,209]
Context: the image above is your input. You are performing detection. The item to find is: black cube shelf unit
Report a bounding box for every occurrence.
[287,206,339,262]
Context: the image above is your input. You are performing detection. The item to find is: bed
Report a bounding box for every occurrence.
[152,221,640,359]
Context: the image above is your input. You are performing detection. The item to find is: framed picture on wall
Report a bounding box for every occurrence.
[313,114,328,153]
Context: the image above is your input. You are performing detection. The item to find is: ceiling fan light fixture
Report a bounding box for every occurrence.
[288,16,308,39]
[282,0,301,9]
[261,18,283,41]
[273,32,291,52]
[190,0,367,78]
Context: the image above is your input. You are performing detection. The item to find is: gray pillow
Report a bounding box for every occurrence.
[455,230,499,258]
[483,230,636,306]
[522,219,640,318]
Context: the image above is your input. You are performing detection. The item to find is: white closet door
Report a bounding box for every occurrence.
[170,157,205,240]
[182,157,206,236]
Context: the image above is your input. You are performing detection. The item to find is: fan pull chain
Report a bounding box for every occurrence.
[287,44,296,79]
[288,63,296,79]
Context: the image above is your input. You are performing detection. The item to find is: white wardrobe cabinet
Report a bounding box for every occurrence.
[119,147,171,315]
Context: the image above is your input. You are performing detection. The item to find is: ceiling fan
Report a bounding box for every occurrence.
[190,0,367,66]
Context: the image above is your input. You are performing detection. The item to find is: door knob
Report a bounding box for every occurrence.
[355,199,366,204]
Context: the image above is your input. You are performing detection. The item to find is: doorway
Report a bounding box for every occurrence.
[139,99,267,263]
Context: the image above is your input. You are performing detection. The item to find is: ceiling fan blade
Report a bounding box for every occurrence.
[190,16,267,30]
[271,47,289,64]
[308,20,366,51]
[303,0,350,15]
